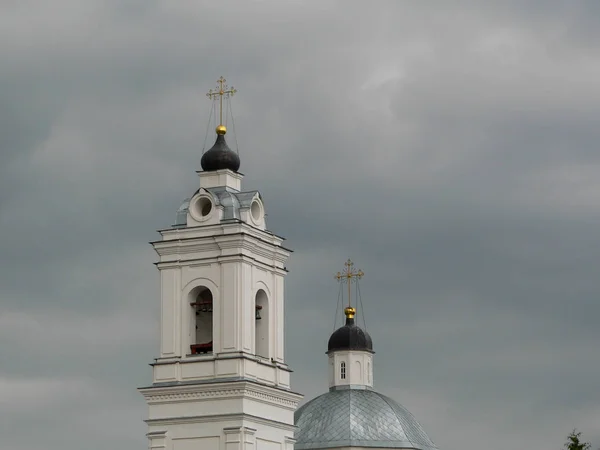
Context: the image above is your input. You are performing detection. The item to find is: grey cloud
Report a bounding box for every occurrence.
[1,1,599,450]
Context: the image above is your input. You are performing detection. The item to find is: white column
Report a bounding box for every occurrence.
[160,269,177,358]
[274,273,285,362]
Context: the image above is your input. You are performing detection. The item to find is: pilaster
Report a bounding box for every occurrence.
[224,426,256,450]
[148,431,167,450]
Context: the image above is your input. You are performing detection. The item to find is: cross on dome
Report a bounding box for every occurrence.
[335,258,364,318]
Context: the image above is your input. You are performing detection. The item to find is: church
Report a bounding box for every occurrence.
[138,78,439,450]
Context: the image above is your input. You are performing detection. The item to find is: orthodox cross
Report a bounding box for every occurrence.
[206,76,237,128]
[335,259,364,308]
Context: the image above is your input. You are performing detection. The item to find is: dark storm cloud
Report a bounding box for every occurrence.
[1,1,599,450]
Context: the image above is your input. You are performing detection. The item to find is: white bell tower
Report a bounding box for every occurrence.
[139,78,302,450]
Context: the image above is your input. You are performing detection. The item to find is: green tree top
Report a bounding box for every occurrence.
[564,430,591,450]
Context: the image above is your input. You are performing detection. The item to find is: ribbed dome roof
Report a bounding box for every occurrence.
[201,134,240,172]
[328,317,373,353]
[294,388,438,450]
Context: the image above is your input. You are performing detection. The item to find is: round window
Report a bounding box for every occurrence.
[250,200,262,222]
[192,196,212,220]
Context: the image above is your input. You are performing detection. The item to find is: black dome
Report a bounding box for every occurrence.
[327,317,373,353]
[201,134,240,172]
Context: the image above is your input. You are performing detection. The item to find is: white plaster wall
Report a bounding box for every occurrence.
[199,169,243,191]
[147,419,295,450]
[328,350,374,389]
[173,436,220,450]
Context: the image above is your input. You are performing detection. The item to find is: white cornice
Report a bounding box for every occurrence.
[153,232,290,268]
[145,412,297,432]
[139,381,302,411]
[155,255,289,275]
[151,352,292,372]
[157,222,286,246]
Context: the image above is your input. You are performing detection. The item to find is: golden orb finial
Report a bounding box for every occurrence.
[344,306,356,319]
[216,124,227,135]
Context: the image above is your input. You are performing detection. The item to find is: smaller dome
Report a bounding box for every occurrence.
[294,389,438,450]
[328,316,373,353]
[201,134,240,172]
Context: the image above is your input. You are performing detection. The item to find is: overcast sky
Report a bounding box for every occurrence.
[1,1,599,449]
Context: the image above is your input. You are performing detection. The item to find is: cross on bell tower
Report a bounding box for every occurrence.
[206,76,237,135]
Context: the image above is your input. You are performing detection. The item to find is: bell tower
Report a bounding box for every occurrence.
[139,78,302,450]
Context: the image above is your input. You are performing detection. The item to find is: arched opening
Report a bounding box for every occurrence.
[367,361,371,384]
[355,360,362,383]
[340,361,346,379]
[255,289,269,358]
[189,286,213,354]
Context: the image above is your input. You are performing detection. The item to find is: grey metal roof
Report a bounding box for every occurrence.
[294,388,438,450]
[175,198,191,226]
[174,187,261,227]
